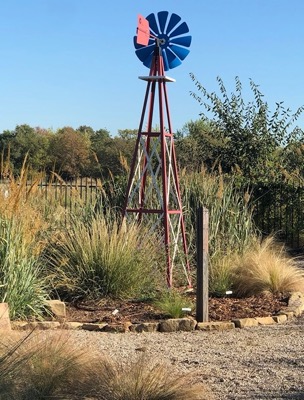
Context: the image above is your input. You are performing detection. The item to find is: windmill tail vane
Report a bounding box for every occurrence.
[123,11,192,288]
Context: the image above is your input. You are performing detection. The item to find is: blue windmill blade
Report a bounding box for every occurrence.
[143,52,154,69]
[169,44,190,60]
[133,36,154,50]
[161,49,170,71]
[146,13,160,36]
[169,35,192,48]
[166,13,181,35]
[157,11,169,33]
[169,21,189,38]
[165,47,182,69]
[135,44,155,63]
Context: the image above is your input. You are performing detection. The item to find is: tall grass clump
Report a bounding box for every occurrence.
[181,168,256,295]
[232,236,304,296]
[0,332,91,400]
[84,354,211,400]
[0,217,49,319]
[0,164,53,318]
[0,332,212,400]
[45,212,164,301]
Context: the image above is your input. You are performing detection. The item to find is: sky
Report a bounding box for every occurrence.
[0,0,304,136]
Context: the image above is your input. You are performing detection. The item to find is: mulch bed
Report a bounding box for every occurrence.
[65,293,288,324]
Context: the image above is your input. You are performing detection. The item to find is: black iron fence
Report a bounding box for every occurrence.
[252,182,304,250]
[2,177,304,251]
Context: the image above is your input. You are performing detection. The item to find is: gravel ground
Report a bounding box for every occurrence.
[67,316,304,400]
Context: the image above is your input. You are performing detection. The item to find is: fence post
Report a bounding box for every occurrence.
[196,207,209,322]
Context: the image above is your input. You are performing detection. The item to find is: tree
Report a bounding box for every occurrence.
[49,127,91,179]
[117,129,138,140]
[175,120,226,171]
[190,74,304,183]
[0,124,51,175]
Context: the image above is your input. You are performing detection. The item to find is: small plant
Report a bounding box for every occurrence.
[232,236,304,296]
[209,253,235,297]
[154,289,193,318]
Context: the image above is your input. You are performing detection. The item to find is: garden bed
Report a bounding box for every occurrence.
[64,293,288,324]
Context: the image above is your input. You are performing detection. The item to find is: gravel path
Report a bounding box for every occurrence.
[67,316,304,400]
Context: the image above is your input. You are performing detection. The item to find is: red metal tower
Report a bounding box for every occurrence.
[123,37,192,288]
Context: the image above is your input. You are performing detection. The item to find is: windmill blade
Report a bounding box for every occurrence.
[161,49,170,71]
[143,52,154,69]
[170,35,192,48]
[146,12,160,36]
[169,21,189,38]
[165,47,182,69]
[169,44,190,60]
[135,44,155,63]
[157,11,169,33]
[166,13,181,35]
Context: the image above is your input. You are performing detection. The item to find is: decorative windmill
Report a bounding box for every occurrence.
[123,11,192,288]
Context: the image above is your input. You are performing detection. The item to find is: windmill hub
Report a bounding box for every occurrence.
[157,35,168,47]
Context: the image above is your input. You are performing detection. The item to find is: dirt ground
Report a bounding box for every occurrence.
[65,293,288,324]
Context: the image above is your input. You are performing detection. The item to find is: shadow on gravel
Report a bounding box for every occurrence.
[253,392,304,399]
[278,394,304,399]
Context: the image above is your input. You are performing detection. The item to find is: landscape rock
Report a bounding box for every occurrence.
[288,292,304,311]
[130,322,159,333]
[102,323,131,333]
[255,316,276,325]
[36,321,61,330]
[61,322,84,330]
[273,314,287,324]
[277,309,295,320]
[232,318,259,328]
[82,323,108,331]
[197,321,235,331]
[159,318,196,332]
[46,300,66,320]
[0,303,11,331]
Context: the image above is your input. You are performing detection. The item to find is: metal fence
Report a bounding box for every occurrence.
[2,177,304,251]
[252,183,304,250]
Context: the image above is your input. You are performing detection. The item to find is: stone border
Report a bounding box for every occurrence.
[5,292,304,333]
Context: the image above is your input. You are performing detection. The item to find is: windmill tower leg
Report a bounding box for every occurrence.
[123,46,192,288]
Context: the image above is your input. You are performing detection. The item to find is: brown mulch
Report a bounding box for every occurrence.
[65,293,288,325]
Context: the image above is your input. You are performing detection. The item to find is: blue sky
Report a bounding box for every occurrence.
[0,0,303,136]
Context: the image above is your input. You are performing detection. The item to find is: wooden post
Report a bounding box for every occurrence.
[196,207,209,322]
